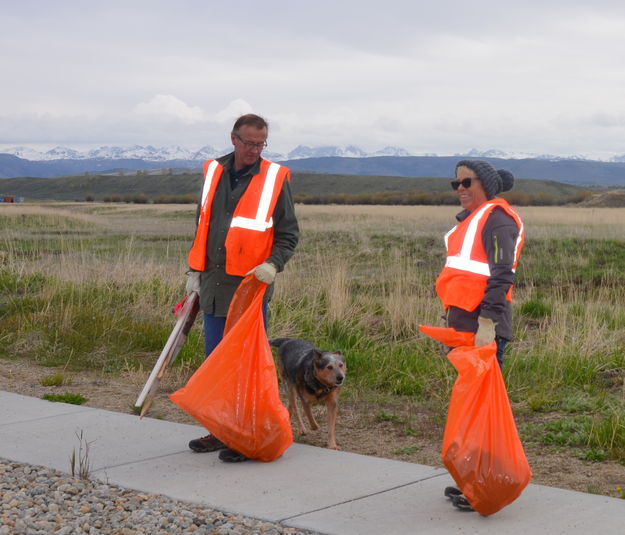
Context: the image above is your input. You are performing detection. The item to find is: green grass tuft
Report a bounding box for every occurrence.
[42,393,88,405]
[40,373,67,386]
[520,299,552,319]
[393,445,421,455]
[579,448,609,462]
[375,411,406,425]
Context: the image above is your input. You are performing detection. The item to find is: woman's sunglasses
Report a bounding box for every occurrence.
[451,178,473,190]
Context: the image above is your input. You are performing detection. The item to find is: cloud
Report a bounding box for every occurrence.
[131,95,204,124]
[580,112,625,128]
[3,1,625,157]
[214,99,254,123]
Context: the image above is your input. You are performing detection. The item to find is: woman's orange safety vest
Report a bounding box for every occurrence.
[436,198,524,313]
[188,158,290,276]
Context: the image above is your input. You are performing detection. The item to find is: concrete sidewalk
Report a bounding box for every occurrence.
[1,390,623,534]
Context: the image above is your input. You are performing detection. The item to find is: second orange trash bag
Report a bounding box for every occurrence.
[419,325,532,516]
[170,275,293,462]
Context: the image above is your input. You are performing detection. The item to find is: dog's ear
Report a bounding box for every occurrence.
[312,349,324,365]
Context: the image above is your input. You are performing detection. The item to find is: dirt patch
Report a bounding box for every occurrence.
[1,357,623,499]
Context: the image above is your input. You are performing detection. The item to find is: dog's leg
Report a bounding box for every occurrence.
[287,384,308,435]
[301,399,319,431]
[326,397,340,450]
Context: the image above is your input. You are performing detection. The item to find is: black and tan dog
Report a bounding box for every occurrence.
[269,338,346,450]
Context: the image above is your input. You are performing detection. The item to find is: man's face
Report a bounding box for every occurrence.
[454,166,488,212]
[231,125,268,169]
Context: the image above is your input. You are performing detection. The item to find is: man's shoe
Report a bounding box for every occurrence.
[218,448,248,463]
[188,435,226,453]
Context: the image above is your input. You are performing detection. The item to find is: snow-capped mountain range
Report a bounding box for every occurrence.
[0,144,409,162]
[3,144,621,163]
[0,144,414,162]
[1,145,223,162]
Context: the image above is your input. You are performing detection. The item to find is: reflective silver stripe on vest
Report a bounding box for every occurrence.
[201,160,220,207]
[512,219,524,272]
[444,202,494,277]
[445,256,491,276]
[230,162,280,232]
[443,225,456,249]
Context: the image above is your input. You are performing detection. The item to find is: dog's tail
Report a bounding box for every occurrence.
[268,337,291,348]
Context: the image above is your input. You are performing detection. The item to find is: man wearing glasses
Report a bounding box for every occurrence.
[185,113,299,462]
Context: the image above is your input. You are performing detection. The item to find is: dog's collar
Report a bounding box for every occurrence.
[305,379,336,399]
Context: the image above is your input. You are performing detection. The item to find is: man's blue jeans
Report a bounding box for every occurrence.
[203,302,268,358]
[495,336,507,370]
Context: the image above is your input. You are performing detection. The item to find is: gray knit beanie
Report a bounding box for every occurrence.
[455,160,514,199]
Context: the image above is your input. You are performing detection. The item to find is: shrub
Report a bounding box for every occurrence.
[122,194,149,204]
[152,194,197,204]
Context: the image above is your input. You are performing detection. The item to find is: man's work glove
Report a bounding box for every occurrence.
[185,271,201,294]
[475,316,496,346]
[249,262,277,284]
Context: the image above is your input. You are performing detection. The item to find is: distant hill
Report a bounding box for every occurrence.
[0,171,199,201]
[0,170,588,202]
[290,172,588,198]
[0,153,201,179]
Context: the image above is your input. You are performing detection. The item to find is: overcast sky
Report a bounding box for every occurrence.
[2,0,625,158]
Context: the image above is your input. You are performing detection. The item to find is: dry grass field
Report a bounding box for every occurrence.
[1,202,624,499]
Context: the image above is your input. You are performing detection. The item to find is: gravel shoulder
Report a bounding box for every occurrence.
[0,459,316,535]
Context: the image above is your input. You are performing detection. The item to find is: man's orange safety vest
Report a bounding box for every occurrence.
[188,158,290,276]
[436,198,524,312]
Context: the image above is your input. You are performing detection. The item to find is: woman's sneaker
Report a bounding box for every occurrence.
[188,435,226,453]
[451,495,474,512]
[218,448,248,463]
[444,486,462,499]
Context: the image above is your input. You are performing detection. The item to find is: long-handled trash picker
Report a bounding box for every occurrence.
[134,291,200,417]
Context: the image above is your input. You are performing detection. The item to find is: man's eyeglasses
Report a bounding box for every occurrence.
[451,178,473,190]
[234,133,267,150]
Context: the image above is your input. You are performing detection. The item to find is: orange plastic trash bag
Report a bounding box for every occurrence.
[418,324,475,347]
[419,325,532,516]
[170,275,293,462]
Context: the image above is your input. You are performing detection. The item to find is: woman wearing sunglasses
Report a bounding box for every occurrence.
[435,160,525,369]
